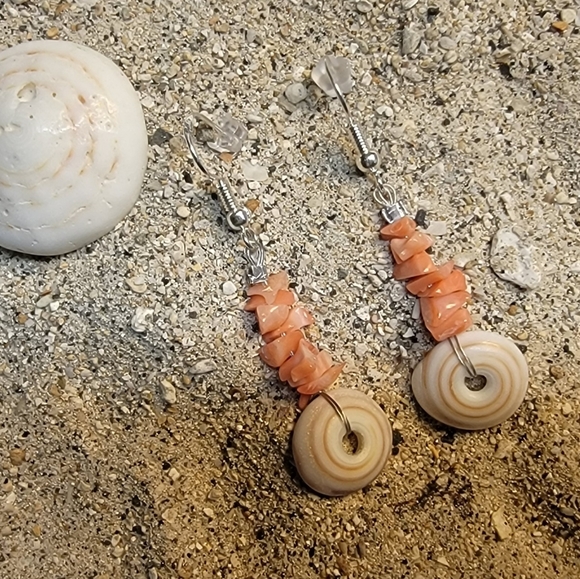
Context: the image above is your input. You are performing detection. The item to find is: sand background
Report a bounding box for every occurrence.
[1,0,579,577]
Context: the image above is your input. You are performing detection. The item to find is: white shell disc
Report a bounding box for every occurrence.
[292,388,392,497]
[0,40,148,256]
[412,331,528,430]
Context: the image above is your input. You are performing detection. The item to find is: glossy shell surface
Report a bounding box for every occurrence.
[0,40,147,255]
[292,388,392,496]
[412,330,528,430]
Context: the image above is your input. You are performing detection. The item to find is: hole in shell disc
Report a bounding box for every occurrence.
[465,374,487,391]
[342,431,360,455]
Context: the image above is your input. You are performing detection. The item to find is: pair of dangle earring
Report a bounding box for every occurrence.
[184,116,392,497]
[313,57,529,431]
[183,62,529,495]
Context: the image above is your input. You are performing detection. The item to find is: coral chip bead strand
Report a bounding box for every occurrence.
[244,271,345,410]
[379,216,473,342]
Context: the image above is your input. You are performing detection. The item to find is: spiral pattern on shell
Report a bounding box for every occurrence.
[411,330,528,430]
[0,40,147,256]
[292,389,392,496]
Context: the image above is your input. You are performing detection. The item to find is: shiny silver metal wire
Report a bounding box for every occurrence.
[320,391,353,436]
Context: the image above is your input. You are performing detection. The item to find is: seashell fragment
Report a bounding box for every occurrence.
[292,388,392,496]
[131,307,153,333]
[402,0,419,9]
[490,228,541,290]
[0,40,148,256]
[412,331,528,430]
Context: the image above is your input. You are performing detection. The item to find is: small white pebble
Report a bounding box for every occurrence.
[360,71,373,86]
[354,343,368,357]
[126,276,148,294]
[369,274,382,287]
[411,300,421,320]
[131,307,153,333]
[439,36,457,50]
[160,379,177,404]
[355,306,370,321]
[356,1,373,14]
[190,358,218,375]
[168,467,181,481]
[425,221,447,236]
[36,294,52,309]
[285,82,308,104]
[176,205,190,218]
[241,161,269,182]
[222,281,237,296]
[247,113,264,124]
[555,191,572,204]
[561,8,576,23]
[376,105,394,117]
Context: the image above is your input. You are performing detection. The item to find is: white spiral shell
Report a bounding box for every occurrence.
[0,40,148,256]
[412,331,528,430]
[292,388,392,497]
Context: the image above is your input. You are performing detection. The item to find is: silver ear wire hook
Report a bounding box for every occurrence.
[184,117,250,232]
[320,57,406,220]
[183,115,268,284]
[324,59,380,174]
[183,118,215,178]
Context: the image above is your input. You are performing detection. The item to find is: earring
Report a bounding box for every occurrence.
[183,114,392,497]
[313,57,528,431]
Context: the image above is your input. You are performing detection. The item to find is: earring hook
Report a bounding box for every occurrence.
[323,59,352,118]
[183,117,215,179]
[182,113,268,284]
[316,56,403,214]
[183,114,250,231]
